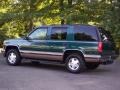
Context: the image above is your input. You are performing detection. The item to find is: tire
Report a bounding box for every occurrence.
[65,54,86,73]
[86,62,99,70]
[6,49,21,66]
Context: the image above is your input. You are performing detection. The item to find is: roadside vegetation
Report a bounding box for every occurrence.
[0,0,120,48]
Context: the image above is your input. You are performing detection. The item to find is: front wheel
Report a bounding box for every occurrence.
[65,54,86,73]
[6,49,21,66]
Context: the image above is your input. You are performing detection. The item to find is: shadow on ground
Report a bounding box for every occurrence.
[19,61,112,74]
[0,53,117,75]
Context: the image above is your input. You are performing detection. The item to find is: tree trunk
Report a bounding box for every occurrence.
[68,0,72,7]
[29,19,33,31]
[60,0,64,24]
[28,0,34,31]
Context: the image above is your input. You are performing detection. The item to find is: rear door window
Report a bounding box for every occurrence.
[50,27,67,40]
[74,26,98,41]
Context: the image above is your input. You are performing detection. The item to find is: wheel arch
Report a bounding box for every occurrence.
[5,45,20,57]
[63,50,85,63]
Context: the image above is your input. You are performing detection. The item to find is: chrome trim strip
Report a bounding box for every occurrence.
[63,49,101,58]
[45,40,98,43]
[21,53,63,61]
[20,50,63,56]
[84,54,101,62]
[84,55,101,58]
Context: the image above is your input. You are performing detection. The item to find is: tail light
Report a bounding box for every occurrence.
[98,42,103,53]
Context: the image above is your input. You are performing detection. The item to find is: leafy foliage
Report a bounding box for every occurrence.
[0,0,120,47]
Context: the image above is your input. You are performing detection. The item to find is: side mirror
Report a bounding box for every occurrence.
[24,36,29,40]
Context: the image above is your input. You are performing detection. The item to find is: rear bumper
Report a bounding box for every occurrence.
[99,56,114,65]
[85,55,116,65]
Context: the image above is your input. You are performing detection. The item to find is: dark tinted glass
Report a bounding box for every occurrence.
[74,26,98,41]
[99,27,114,42]
[51,27,67,40]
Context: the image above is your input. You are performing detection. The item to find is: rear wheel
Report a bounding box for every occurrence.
[65,54,86,73]
[6,49,21,66]
[86,62,99,70]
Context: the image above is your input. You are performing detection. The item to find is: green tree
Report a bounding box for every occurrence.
[0,0,120,48]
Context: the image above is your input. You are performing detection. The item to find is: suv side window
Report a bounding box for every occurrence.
[74,26,98,41]
[51,27,67,40]
[28,28,47,40]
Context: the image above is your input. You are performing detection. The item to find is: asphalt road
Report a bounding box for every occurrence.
[0,54,120,90]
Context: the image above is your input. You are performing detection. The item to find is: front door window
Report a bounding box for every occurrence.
[28,28,47,40]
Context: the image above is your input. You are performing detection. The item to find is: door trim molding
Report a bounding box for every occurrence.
[20,50,63,56]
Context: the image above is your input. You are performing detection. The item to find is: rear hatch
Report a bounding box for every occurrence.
[98,27,116,56]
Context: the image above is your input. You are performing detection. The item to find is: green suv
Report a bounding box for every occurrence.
[2,25,116,73]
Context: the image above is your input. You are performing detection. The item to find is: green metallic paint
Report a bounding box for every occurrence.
[3,25,116,64]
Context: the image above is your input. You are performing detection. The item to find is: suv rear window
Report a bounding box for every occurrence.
[99,27,114,42]
[74,26,98,41]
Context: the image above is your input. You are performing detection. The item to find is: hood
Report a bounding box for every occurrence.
[3,38,24,45]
